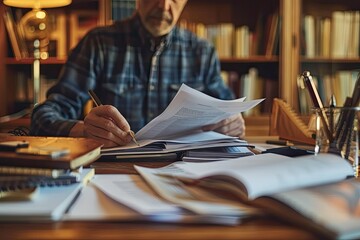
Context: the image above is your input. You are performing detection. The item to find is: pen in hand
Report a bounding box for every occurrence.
[88,90,140,146]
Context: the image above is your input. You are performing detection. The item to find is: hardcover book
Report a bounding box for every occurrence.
[0,136,103,169]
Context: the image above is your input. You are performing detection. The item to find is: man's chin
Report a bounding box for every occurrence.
[147,25,172,37]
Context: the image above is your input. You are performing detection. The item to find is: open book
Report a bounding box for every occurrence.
[135,153,360,239]
[101,84,263,158]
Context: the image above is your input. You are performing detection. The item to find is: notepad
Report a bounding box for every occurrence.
[0,168,94,221]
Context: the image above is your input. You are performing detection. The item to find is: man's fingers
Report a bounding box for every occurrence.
[84,105,133,146]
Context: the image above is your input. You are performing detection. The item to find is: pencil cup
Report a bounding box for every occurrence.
[314,107,360,177]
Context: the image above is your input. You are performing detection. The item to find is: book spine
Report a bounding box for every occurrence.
[0,166,65,178]
[0,175,78,191]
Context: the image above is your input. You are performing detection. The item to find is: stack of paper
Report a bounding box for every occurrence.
[101,84,263,159]
[66,174,259,225]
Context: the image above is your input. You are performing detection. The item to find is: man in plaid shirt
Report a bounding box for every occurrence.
[31,0,246,148]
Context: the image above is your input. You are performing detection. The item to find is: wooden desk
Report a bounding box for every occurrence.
[0,159,318,240]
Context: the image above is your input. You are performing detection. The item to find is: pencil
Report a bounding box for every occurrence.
[87,90,140,146]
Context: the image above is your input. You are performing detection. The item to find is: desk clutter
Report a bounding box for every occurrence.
[0,136,101,220]
[0,134,359,239]
[66,153,360,239]
[0,82,358,239]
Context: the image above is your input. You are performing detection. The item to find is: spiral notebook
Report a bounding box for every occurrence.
[0,168,94,221]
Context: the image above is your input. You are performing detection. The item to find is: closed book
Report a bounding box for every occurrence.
[0,136,103,170]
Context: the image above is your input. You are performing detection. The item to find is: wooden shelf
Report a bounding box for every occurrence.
[301,57,360,63]
[5,57,66,65]
[220,56,279,63]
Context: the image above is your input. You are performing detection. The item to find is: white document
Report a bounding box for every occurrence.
[90,175,180,215]
[135,84,263,140]
[66,174,241,225]
[0,183,83,221]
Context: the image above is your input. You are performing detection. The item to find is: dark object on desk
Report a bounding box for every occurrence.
[263,146,314,157]
[0,141,29,151]
[265,140,293,146]
[0,136,103,169]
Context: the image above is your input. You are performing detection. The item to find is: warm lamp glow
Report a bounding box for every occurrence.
[3,0,72,9]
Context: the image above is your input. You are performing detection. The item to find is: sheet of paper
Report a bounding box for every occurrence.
[134,165,258,217]
[101,131,247,155]
[102,131,238,152]
[135,84,264,140]
[66,174,242,225]
[90,175,181,215]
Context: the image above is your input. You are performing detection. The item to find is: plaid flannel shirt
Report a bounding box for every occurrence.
[30,13,234,136]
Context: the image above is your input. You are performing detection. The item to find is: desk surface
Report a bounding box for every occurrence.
[0,159,318,240]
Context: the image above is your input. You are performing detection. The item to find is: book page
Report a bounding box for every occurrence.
[263,178,360,239]
[163,153,354,200]
[134,165,259,217]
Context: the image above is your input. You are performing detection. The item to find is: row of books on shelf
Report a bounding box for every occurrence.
[302,11,360,58]
[179,12,280,58]
[3,7,98,60]
[297,70,359,114]
[221,68,278,116]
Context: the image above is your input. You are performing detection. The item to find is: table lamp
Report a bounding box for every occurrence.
[3,0,72,106]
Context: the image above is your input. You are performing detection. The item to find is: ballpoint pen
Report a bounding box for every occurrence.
[88,90,140,146]
[302,71,333,142]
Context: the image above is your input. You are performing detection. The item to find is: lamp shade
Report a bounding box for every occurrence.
[3,0,72,8]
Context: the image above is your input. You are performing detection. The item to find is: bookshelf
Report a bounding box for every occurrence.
[0,0,100,114]
[180,0,281,117]
[1,0,358,134]
[296,0,360,114]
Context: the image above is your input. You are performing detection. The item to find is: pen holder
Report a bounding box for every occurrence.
[313,107,360,177]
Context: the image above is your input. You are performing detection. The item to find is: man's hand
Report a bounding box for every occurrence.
[70,105,132,148]
[202,113,246,138]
